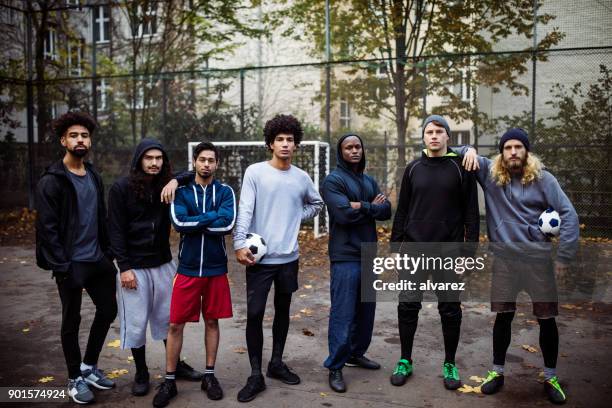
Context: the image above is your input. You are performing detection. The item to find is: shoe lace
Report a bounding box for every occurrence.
[483,370,499,384]
[72,378,89,394]
[156,381,174,394]
[443,363,459,380]
[393,360,409,375]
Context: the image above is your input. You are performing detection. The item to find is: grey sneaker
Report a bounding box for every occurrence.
[81,366,115,390]
[68,377,95,404]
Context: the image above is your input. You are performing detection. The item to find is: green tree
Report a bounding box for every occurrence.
[277,0,563,186]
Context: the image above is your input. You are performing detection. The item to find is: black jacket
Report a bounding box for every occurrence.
[35,160,110,272]
[321,134,391,262]
[108,139,173,273]
[391,150,479,243]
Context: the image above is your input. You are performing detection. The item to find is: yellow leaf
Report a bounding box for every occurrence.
[38,376,54,383]
[233,347,247,354]
[300,308,313,317]
[304,284,312,289]
[521,344,538,353]
[469,375,485,383]
[106,369,129,379]
[127,356,134,362]
[107,339,120,348]
[22,328,30,333]
[457,384,481,393]
[320,392,327,397]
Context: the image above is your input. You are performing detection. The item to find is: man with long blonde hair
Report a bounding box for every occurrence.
[459,128,579,405]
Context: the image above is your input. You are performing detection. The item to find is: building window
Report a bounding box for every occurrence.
[92,5,110,43]
[44,27,58,60]
[339,99,351,129]
[97,79,108,111]
[65,0,80,6]
[67,38,84,76]
[449,131,469,146]
[135,77,157,109]
[454,67,471,102]
[132,3,157,38]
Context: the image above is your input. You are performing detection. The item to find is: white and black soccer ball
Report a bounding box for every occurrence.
[245,233,267,263]
[538,208,561,237]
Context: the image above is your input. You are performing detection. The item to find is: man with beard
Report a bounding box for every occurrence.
[35,112,117,404]
[390,115,479,390]
[233,114,324,402]
[321,134,391,393]
[108,139,203,398]
[458,128,579,404]
[152,142,236,407]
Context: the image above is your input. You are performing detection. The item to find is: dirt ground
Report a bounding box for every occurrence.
[0,232,611,408]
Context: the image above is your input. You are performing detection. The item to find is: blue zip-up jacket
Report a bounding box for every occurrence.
[170,179,236,277]
[322,134,392,262]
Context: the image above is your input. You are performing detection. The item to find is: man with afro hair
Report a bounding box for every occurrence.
[35,111,117,404]
[233,114,324,402]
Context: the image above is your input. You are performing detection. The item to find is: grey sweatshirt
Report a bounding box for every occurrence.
[455,146,579,262]
[233,161,324,264]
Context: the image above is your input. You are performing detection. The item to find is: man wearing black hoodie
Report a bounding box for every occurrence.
[108,139,203,397]
[389,115,479,390]
[35,112,117,404]
[321,134,391,393]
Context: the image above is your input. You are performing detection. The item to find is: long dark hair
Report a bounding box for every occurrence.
[128,154,173,202]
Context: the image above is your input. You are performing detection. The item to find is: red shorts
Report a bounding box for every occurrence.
[170,273,233,323]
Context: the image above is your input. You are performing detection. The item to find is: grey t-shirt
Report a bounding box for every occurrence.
[66,168,103,262]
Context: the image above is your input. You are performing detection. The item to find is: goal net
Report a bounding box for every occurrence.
[187,141,330,238]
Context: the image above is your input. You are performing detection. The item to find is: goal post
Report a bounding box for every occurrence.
[187,141,330,238]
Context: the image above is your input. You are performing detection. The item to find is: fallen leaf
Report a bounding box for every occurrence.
[302,328,315,337]
[127,356,134,362]
[320,392,327,397]
[304,285,312,289]
[20,261,26,264]
[106,369,129,379]
[299,294,308,298]
[522,344,538,353]
[525,320,538,324]
[300,308,313,317]
[155,374,163,379]
[233,347,247,354]
[107,339,120,348]
[457,384,481,393]
[517,312,525,317]
[469,375,485,383]
[560,304,582,310]
[38,376,54,383]
[22,328,30,333]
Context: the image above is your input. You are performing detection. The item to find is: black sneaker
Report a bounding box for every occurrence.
[201,374,223,400]
[328,369,346,393]
[266,361,301,385]
[131,370,150,397]
[345,355,381,370]
[152,380,177,408]
[176,360,204,381]
[480,370,504,395]
[237,374,266,403]
[544,376,567,404]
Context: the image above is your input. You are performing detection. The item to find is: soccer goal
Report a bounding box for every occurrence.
[187,141,330,238]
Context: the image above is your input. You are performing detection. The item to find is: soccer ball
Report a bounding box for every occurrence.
[538,208,561,237]
[245,233,267,263]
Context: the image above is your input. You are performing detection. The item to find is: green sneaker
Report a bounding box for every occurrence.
[544,376,567,404]
[480,370,504,395]
[442,362,461,390]
[390,359,413,386]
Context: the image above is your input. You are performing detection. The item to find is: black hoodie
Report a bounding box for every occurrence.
[35,160,110,273]
[108,139,173,272]
[321,134,391,262]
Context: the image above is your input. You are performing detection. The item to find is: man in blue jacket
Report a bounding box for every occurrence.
[322,134,391,393]
[153,142,236,408]
[458,128,579,404]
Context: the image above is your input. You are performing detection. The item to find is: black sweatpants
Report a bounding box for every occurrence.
[55,257,118,379]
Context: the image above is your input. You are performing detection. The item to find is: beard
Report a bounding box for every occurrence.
[68,146,89,158]
[504,155,526,171]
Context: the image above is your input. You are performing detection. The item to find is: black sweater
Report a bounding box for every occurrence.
[391,150,479,243]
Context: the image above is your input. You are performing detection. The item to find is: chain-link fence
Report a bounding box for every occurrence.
[1,1,611,237]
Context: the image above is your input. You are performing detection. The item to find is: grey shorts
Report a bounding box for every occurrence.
[117,261,176,349]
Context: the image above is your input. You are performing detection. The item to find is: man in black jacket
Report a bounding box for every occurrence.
[321,134,391,393]
[389,115,479,390]
[108,139,203,398]
[35,112,117,404]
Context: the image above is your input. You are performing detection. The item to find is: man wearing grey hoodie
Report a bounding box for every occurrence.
[458,128,579,405]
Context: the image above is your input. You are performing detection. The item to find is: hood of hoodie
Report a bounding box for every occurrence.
[131,138,168,172]
[336,133,366,174]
